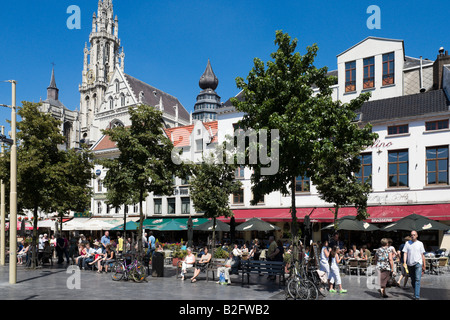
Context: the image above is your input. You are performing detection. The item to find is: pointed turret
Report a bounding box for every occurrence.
[199,59,218,91]
[47,67,59,101]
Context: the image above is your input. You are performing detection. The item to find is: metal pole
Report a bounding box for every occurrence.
[0,126,5,266]
[9,80,17,284]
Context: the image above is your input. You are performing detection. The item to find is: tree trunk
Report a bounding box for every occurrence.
[137,190,144,260]
[123,207,127,243]
[212,217,216,259]
[31,206,39,269]
[333,205,340,231]
[290,176,299,263]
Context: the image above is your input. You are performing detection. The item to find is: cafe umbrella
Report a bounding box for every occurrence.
[321,216,379,231]
[194,219,230,232]
[111,220,139,231]
[235,218,280,232]
[381,213,450,232]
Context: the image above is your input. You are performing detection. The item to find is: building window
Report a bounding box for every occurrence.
[109,97,114,109]
[426,146,449,185]
[167,198,176,214]
[233,189,244,204]
[388,124,409,135]
[382,52,395,86]
[106,204,110,214]
[295,175,310,192]
[154,199,162,214]
[388,150,408,187]
[235,165,245,179]
[196,139,203,152]
[120,94,125,107]
[181,197,190,214]
[180,176,190,186]
[97,202,102,214]
[133,203,139,214]
[363,57,375,89]
[345,61,356,92]
[356,153,372,186]
[97,179,103,193]
[425,119,449,131]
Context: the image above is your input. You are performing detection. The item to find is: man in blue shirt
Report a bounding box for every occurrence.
[146,231,156,258]
[101,231,110,253]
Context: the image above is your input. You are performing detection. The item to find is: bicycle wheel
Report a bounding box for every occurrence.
[111,262,125,281]
[304,280,319,300]
[130,262,147,282]
[287,278,310,300]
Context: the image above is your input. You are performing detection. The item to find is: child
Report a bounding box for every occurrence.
[328,246,347,294]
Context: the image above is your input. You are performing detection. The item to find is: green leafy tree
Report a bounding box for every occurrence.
[101,104,187,258]
[0,102,93,268]
[232,30,376,259]
[311,95,377,229]
[189,150,242,255]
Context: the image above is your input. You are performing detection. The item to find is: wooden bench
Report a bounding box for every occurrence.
[240,260,286,287]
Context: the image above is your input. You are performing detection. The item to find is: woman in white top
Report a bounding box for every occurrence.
[180,248,196,281]
[319,240,332,285]
[328,246,347,293]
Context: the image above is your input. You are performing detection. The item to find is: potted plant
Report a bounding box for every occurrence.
[172,249,187,267]
[213,247,229,260]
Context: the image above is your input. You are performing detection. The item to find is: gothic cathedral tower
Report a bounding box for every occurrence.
[79,0,124,145]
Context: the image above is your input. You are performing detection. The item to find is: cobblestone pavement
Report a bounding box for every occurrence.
[0,263,449,300]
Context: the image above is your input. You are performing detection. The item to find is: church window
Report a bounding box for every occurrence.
[109,97,114,109]
[120,94,125,107]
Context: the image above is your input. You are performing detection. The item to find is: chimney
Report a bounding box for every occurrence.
[433,47,450,90]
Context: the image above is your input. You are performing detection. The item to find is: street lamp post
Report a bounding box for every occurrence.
[0,126,5,267]
[10,80,17,284]
[0,80,17,283]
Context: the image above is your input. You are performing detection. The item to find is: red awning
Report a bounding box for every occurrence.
[219,204,450,223]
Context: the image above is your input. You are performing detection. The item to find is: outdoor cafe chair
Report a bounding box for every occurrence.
[437,257,448,275]
[347,259,359,276]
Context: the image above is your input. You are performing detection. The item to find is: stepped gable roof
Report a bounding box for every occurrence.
[124,74,190,123]
[359,89,449,123]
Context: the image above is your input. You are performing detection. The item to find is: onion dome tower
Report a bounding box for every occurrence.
[192,59,220,122]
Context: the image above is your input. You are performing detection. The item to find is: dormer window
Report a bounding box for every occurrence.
[382,52,395,86]
[345,61,356,92]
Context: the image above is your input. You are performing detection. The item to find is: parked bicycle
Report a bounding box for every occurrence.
[285,259,316,300]
[111,254,147,283]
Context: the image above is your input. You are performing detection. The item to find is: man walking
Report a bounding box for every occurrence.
[402,230,426,300]
[101,231,110,253]
[146,231,156,258]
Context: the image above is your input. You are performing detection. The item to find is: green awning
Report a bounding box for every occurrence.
[142,217,209,230]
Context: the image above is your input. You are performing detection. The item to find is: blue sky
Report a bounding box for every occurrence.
[0,0,448,135]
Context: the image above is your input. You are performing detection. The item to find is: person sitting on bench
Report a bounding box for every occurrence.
[190,246,211,283]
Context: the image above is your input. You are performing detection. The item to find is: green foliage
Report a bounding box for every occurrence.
[173,249,187,259]
[0,102,94,268]
[232,30,377,246]
[190,151,242,220]
[101,104,190,257]
[213,247,229,259]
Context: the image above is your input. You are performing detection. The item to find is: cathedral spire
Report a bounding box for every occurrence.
[47,66,59,101]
